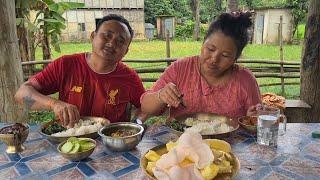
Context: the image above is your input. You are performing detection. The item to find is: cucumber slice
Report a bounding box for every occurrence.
[67,137,78,143]
[70,142,80,153]
[61,142,73,153]
[79,141,95,151]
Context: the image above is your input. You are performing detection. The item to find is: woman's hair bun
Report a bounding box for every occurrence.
[204,11,254,59]
[218,11,253,30]
[237,11,253,28]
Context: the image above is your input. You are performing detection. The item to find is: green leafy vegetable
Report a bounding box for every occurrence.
[43,121,66,135]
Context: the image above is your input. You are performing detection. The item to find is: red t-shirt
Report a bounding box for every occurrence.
[29,53,145,123]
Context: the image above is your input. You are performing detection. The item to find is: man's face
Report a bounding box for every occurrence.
[91,20,131,64]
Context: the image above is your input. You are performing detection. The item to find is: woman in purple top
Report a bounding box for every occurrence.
[141,12,261,119]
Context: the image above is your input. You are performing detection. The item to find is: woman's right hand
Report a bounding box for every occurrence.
[50,100,80,128]
[157,83,182,108]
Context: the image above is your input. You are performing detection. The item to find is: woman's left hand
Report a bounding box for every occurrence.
[246,104,262,116]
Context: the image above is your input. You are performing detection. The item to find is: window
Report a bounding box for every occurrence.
[78,23,86,31]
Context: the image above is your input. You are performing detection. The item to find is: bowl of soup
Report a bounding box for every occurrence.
[98,122,144,152]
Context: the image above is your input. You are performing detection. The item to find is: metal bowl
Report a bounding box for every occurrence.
[0,123,29,153]
[98,122,144,152]
[57,138,96,161]
[39,116,110,143]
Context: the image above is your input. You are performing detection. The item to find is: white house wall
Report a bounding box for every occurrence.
[55,0,144,8]
[253,8,293,44]
[266,9,292,44]
[52,0,146,42]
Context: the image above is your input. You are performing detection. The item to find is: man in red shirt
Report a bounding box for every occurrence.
[15,14,146,127]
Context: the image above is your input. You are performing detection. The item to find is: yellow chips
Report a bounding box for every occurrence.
[205,139,231,153]
[178,156,194,167]
[144,139,234,179]
[166,141,177,151]
[145,150,161,162]
[146,161,156,174]
[200,164,220,180]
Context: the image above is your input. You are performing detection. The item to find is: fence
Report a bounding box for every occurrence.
[21,58,301,89]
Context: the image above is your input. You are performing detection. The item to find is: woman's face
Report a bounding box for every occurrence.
[200,31,237,78]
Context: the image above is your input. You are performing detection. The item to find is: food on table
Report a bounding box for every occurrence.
[185,115,227,126]
[186,121,234,135]
[50,119,104,137]
[167,120,188,132]
[110,129,138,137]
[43,121,66,135]
[0,123,27,134]
[241,116,258,126]
[261,92,285,109]
[144,131,235,180]
[168,116,234,135]
[205,139,231,153]
[166,141,178,152]
[145,150,161,162]
[60,137,95,153]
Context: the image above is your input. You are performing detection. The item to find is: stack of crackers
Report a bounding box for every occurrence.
[261,92,285,109]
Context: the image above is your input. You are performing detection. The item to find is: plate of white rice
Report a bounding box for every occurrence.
[40,116,110,142]
[167,113,239,139]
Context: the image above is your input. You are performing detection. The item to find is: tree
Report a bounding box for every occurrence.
[226,0,238,12]
[16,1,31,62]
[15,0,84,61]
[201,0,221,23]
[190,0,201,41]
[287,0,308,39]
[0,0,26,122]
[144,0,175,24]
[300,0,320,122]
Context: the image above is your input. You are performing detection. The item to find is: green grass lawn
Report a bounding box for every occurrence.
[37,40,302,61]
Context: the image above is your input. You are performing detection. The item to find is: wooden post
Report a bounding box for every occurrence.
[166,30,171,66]
[279,16,285,96]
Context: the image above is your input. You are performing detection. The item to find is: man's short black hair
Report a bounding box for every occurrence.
[95,14,134,39]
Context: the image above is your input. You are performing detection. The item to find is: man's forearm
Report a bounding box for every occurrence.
[15,83,56,110]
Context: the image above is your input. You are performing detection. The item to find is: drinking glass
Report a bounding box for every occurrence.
[257,105,280,147]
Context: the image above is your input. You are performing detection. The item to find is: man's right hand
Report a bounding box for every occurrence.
[49,100,80,128]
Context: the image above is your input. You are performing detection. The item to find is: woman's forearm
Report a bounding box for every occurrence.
[141,91,166,115]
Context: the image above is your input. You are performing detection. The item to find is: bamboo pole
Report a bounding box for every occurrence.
[259,82,300,87]
[21,59,301,65]
[166,29,171,66]
[279,16,285,96]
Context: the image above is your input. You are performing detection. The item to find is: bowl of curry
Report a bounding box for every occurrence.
[98,122,144,152]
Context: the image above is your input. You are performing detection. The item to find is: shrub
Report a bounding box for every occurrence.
[175,20,208,40]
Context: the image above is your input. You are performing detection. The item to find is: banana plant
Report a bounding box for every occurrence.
[15,0,84,61]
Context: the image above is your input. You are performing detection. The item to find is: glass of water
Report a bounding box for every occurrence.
[278,114,287,136]
[257,105,280,147]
